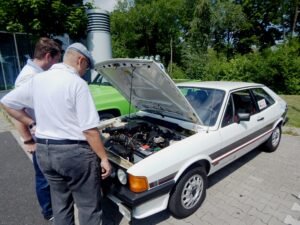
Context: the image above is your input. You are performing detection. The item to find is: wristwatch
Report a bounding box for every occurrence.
[29,122,36,130]
[24,138,35,144]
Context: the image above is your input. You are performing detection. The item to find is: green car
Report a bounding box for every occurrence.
[89,74,136,120]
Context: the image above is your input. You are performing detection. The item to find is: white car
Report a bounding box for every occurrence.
[95,59,288,221]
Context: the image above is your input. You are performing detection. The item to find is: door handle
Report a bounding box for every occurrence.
[257,117,264,121]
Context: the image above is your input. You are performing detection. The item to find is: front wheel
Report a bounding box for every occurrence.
[264,125,281,152]
[168,167,207,218]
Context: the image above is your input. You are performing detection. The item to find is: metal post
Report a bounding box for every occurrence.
[13,33,21,72]
[0,50,7,90]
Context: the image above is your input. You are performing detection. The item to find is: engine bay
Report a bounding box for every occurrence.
[102,117,186,164]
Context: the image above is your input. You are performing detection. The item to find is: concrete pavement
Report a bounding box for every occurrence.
[0,116,50,225]
[0,108,299,225]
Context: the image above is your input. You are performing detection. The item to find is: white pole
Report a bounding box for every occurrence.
[13,33,21,72]
[0,50,7,90]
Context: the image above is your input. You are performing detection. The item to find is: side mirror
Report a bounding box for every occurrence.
[237,113,251,122]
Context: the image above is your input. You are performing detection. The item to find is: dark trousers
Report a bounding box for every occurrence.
[36,143,102,225]
[32,152,52,218]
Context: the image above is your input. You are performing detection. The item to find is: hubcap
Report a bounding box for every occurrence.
[181,174,203,209]
[271,127,280,147]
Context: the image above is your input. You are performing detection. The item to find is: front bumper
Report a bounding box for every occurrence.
[102,177,175,219]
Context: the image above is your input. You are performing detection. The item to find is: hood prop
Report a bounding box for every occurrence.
[128,65,136,119]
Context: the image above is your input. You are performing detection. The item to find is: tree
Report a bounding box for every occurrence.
[180,0,211,80]
[238,0,287,51]
[188,0,212,54]
[0,0,93,40]
[111,0,188,68]
[211,1,249,57]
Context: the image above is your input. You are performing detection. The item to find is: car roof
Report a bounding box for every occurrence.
[176,81,264,92]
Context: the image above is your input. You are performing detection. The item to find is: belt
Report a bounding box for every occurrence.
[36,138,88,145]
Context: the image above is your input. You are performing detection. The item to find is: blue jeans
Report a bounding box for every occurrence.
[36,143,102,225]
[32,152,53,218]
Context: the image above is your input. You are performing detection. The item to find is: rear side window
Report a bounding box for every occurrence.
[221,89,257,128]
[232,90,257,115]
[252,88,275,111]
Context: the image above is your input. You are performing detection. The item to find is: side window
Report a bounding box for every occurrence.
[232,90,257,115]
[252,88,275,111]
[222,96,234,127]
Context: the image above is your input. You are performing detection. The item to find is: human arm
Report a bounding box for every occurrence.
[83,128,111,179]
[13,118,36,153]
[1,103,34,127]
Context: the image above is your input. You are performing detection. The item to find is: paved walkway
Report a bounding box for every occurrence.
[0,108,299,225]
[0,113,50,225]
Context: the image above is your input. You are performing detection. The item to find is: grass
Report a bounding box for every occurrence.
[281,95,300,128]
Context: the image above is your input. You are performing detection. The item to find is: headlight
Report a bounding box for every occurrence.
[117,169,127,185]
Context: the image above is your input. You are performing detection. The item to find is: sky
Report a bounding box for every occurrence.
[91,0,118,12]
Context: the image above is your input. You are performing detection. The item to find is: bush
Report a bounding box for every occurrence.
[183,38,300,94]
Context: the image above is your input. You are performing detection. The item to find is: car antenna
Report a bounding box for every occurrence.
[128,65,136,119]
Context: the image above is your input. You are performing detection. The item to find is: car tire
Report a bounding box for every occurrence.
[99,112,115,121]
[264,125,281,152]
[168,167,207,218]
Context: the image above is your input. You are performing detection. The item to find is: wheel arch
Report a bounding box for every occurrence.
[174,158,211,184]
[98,109,121,117]
[274,117,283,128]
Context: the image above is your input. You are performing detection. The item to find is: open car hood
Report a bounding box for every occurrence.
[95,59,202,124]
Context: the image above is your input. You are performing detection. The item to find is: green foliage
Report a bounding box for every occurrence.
[168,64,186,79]
[111,0,187,65]
[188,0,211,54]
[0,0,91,40]
[200,38,300,94]
[281,95,300,128]
[211,1,249,57]
[237,0,300,52]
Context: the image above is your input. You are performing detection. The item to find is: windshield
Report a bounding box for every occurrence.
[179,87,225,126]
[90,74,112,86]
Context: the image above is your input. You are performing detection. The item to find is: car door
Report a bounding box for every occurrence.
[250,87,278,144]
[212,89,262,169]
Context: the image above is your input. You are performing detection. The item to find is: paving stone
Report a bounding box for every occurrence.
[252,218,267,225]
[248,207,272,224]
[267,217,285,225]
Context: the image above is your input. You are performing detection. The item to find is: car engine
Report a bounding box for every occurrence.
[102,118,183,163]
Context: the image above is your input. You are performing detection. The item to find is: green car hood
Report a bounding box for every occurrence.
[89,84,135,115]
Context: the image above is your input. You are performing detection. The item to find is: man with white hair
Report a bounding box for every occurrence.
[1,42,111,225]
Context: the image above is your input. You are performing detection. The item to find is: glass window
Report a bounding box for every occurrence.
[179,87,225,126]
[232,89,257,115]
[252,88,275,111]
[222,96,234,127]
[0,32,35,90]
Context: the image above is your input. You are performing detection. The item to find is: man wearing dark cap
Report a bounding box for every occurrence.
[1,42,111,225]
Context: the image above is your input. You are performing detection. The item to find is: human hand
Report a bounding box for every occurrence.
[30,125,36,136]
[100,159,112,179]
[25,143,36,153]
